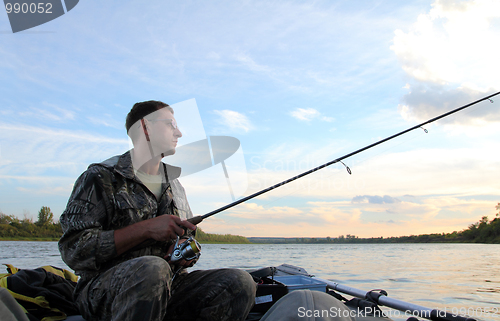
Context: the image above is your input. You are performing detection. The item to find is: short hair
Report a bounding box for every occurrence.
[125,100,173,133]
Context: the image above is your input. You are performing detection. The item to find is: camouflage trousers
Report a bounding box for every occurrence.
[75,256,256,321]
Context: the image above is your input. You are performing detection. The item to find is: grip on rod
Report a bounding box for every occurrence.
[187,215,204,225]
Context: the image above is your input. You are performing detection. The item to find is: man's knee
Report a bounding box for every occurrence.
[75,256,172,320]
[120,256,172,289]
[167,268,256,320]
[223,268,256,298]
[214,268,256,316]
[110,257,172,320]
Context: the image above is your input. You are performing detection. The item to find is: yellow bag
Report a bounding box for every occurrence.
[0,264,79,321]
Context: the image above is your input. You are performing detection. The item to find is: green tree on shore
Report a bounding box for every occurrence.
[0,207,62,240]
[195,228,250,244]
[0,208,251,243]
[0,212,16,224]
[36,206,54,227]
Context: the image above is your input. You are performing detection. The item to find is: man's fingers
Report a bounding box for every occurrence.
[166,216,184,237]
[173,224,185,237]
[166,215,197,231]
[178,219,197,231]
[154,215,196,240]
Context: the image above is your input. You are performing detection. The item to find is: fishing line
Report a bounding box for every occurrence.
[192,95,498,232]
[358,95,497,166]
[195,119,474,232]
[356,96,496,165]
[188,91,500,226]
[199,164,345,232]
[432,96,495,126]
[201,152,387,232]
[239,130,426,211]
[206,132,417,220]
[206,124,424,227]
[347,130,428,170]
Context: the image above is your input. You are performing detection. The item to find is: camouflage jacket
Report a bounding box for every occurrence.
[58,151,194,283]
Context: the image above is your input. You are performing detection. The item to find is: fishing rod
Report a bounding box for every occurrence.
[271,264,476,321]
[187,91,500,226]
[314,277,476,321]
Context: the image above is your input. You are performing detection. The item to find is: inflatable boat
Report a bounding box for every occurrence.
[246,264,476,321]
[0,263,477,321]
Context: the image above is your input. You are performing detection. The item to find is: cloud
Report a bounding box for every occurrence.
[0,123,128,177]
[392,0,500,89]
[0,1,417,104]
[207,52,221,60]
[352,195,401,204]
[226,202,304,220]
[87,116,124,129]
[290,108,319,121]
[0,122,129,216]
[244,141,500,202]
[234,53,274,75]
[16,185,74,196]
[398,84,500,125]
[289,108,334,122]
[18,103,75,122]
[392,0,500,124]
[198,196,494,238]
[213,110,255,132]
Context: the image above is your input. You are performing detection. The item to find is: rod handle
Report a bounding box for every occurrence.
[187,215,204,225]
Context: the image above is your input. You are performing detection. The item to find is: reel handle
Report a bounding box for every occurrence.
[169,236,202,263]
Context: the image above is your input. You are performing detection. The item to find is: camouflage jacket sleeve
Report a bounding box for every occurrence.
[58,166,117,272]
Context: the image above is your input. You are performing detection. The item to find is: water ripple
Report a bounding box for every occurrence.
[2,242,500,321]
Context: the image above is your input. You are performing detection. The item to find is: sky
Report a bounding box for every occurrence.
[1,0,499,238]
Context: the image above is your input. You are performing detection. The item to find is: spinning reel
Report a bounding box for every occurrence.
[169,235,201,264]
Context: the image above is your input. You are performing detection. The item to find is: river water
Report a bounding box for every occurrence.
[1,242,499,320]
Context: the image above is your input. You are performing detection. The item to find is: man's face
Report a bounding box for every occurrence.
[147,108,182,157]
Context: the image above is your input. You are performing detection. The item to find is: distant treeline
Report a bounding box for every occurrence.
[195,228,251,244]
[0,207,62,240]
[2,204,500,244]
[0,207,250,243]
[250,209,500,244]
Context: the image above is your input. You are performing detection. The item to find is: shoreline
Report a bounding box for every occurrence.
[0,238,251,244]
[0,238,60,242]
[2,238,498,245]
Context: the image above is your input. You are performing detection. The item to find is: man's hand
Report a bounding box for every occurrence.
[114,215,197,256]
[145,215,197,242]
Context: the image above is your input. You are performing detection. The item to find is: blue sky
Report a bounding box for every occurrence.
[1,0,499,237]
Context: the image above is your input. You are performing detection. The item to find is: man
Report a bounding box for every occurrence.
[59,100,256,321]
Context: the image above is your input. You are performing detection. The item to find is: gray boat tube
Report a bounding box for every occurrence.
[313,277,477,321]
